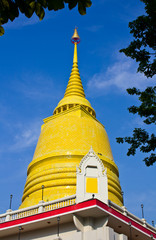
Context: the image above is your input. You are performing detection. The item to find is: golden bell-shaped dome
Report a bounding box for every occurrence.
[71,27,80,42]
[19,29,123,209]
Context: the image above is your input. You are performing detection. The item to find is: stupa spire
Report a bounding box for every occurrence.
[53,28,96,117]
[64,28,85,98]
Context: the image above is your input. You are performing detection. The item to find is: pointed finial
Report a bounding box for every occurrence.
[89,146,94,153]
[88,146,95,156]
[64,28,85,98]
[71,27,80,44]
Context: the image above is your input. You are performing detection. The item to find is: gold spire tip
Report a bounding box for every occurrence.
[71,28,80,44]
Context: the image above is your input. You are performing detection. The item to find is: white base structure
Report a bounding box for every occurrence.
[0,198,156,240]
[0,148,155,240]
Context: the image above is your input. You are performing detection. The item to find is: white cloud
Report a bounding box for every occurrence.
[5,10,57,30]
[87,55,156,94]
[5,14,40,29]
[10,120,41,151]
[86,25,103,32]
[13,72,62,100]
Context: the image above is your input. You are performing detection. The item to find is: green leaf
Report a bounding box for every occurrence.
[17,0,26,13]
[29,1,36,10]
[116,138,124,144]
[78,1,86,15]
[8,2,19,21]
[25,6,35,18]
[0,26,5,36]
[144,153,156,166]
[47,0,54,10]
[25,0,33,5]
[68,0,78,10]
[85,0,92,7]
[55,0,64,10]
[35,2,45,20]
[0,14,9,25]
[47,0,64,11]
[39,7,45,20]
[1,0,9,9]
[38,0,47,8]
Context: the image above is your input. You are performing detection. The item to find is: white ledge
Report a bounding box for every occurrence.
[0,195,76,223]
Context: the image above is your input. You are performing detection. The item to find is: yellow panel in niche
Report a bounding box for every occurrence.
[86,177,98,193]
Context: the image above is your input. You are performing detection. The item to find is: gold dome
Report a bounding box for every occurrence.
[20,29,123,209]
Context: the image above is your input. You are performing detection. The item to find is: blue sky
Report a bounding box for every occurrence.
[0,0,156,225]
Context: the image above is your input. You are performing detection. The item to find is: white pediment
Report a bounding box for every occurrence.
[76,147,108,204]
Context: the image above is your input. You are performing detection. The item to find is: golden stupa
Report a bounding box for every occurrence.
[20,29,123,209]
